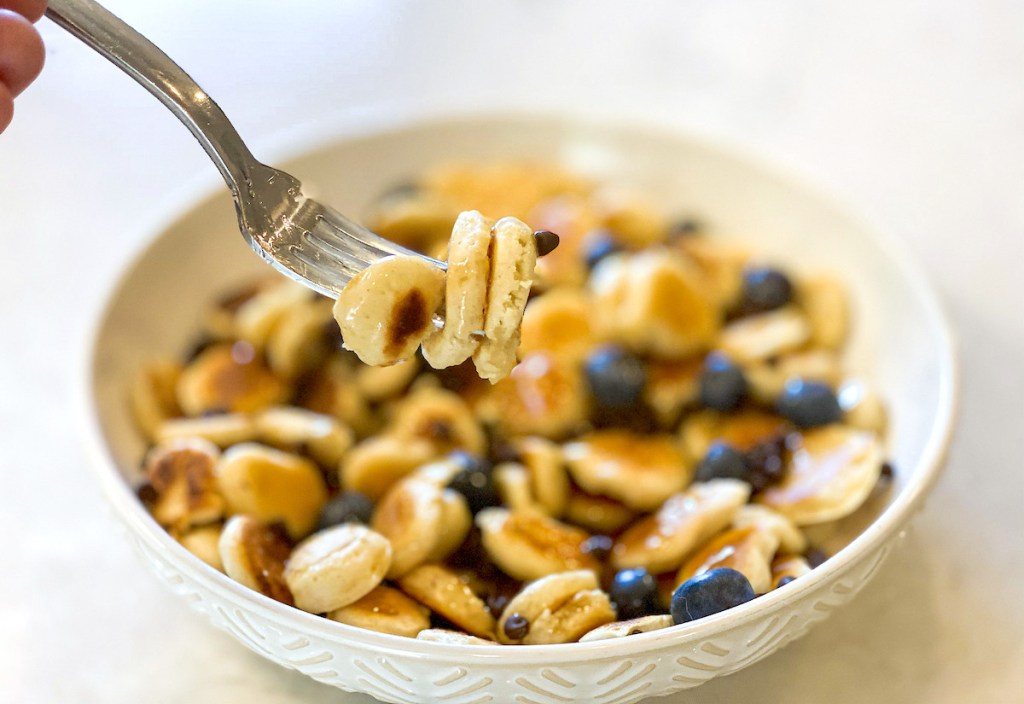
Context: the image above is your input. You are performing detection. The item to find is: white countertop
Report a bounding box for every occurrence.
[1,1,1022,702]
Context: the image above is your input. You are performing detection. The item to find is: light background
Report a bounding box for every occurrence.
[0,1,1021,702]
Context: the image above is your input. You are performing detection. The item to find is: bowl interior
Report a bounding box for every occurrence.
[89,114,953,570]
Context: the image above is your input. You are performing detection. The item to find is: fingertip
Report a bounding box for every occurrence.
[0,82,13,134]
[0,9,45,97]
[2,0,46,23]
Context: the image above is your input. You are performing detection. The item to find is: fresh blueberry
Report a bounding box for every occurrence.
[584,345,647,410]
[776,379,842,428]
[699,352,747,411]
[582,230,622,270]
[610,568,661,620]
[671,568,756,624]
[316,491,374,531]
[446,451,498,514]
[580,534,614,562]
[805,547,829,568]
[695,443,749,482]
[739,266,793,314]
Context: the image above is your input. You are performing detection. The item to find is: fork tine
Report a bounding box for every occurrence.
[244,196,446,300]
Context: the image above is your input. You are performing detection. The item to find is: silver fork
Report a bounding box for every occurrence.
[46,0,445,299]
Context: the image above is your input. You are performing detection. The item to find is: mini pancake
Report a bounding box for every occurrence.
[473,217,538,382]
[333,255,445,366]
[422,210,494,369]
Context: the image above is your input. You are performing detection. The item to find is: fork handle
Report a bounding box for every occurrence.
[46,0,261,198]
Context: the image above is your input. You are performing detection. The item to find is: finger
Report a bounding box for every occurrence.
[0,10,45,97]
[0,81,13,133]
[0,0,46,23]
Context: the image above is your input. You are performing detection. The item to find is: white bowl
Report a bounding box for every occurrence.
[83,114,957,703]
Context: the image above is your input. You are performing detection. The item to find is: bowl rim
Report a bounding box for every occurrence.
[78,108,959,661]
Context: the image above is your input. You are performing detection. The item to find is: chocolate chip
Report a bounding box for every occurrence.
[489,440,522,466]
[136,482,158,505]
[486,593,511,620]
[745,435,787,491]
[777,575,797,588]
[184,337,217,363]
[504,612,531,640]
[668,218,702,240]
[534,230,560,257]
[580,534,614,562]
[422,418,454,443]
[881,461,895,479]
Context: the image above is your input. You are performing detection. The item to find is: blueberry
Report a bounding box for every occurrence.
[446,451,498,514]
[776,379,842,428]
[580,534,614,562]
[582,230,621,270]
[610,568,661,620]
[739,266,793,315]
[805,547,829,568]
[671,568,756,624]
[695,443,750,482]
[699,352,747,411]
[316,491,374,531]
[584,345,647,410]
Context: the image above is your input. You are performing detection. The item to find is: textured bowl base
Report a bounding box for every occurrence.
[119,504,902,704]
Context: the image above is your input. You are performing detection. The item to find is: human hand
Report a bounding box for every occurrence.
[0,0,46,133]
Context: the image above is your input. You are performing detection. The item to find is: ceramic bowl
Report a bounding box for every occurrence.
[83,114,957,704]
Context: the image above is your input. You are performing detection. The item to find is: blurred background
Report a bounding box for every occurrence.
[0,1,1021,702]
